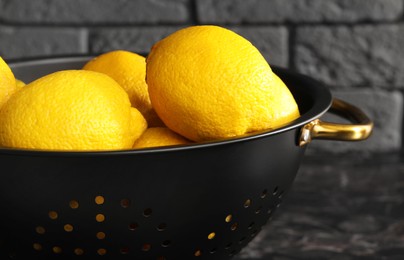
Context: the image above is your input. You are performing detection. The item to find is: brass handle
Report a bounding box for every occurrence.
[299,98,373,146]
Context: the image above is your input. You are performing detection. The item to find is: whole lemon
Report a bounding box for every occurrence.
[133,127,191,149]
[0,56,17,108]
[0,70,147,151]
[146,25,300,142]
[83,50,163,127]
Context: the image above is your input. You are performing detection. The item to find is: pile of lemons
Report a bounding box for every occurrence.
[0,25,299,151]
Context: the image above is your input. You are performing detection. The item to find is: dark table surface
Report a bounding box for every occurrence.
[234,154,404,260]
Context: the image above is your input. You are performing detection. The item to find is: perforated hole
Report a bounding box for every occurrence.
[143,208,152,217]
[278,190,285,199]
[243,199,251,208]
[97,248,107,255]
[69,200,79,209]
[194,249,202,257]
[142,243,151,251]
[157,257,166,260]
[33,243,42,251]
[207,232,216,240]
[120,198,131,208]
[210,248,217,254]
[161,240,171,247]
[74,248,84,255]
[129,222,139,231]
[52,246,62,254]
[120,247,129,254]
[255,206,262,214]
[96,232,106,240]
[225,214,232,223]
[64,224,73,232]
[273,186,279,195]
[248,222,255,230]
[239,236,247,243]
[261,189,268,198]
[95,196,105,205]
[251,229,258,237]
[230,222,238,231]
[35,226,45,234]
[48,211,58,220]
[96,214,105,222]
[157,223,167,231]
[225,242,232,249]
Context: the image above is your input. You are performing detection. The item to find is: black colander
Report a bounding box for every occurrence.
[0,57,373,260]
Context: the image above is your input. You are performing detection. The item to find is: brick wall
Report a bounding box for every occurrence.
[0,0,403,157]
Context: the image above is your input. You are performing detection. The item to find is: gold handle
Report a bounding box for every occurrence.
[299,98,373,146]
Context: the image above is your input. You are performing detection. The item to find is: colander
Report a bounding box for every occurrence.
[0,57,373,260]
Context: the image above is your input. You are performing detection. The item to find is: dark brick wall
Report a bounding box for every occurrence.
[0,0,403,156]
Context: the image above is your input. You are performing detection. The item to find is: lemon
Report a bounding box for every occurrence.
[83,50,163,127]
[146,25,300,142]
[133,127,191,149]
[0,70,147,150]
[0,56,17,108]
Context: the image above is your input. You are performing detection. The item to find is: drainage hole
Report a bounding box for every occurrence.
[74,248,84,255]
[35,226,45,234]
[33,243,42,251]
[143,208,152,217]
[97,248,107,255]
[69,200,79,209]
[120,198,131,208]
[95,196,105,205]
[207,232,216,240]
[64,224,74,232]
[225,242,233,249]
[141,243,151,251]
[120,247,130,254]
[230,222,238,231]
[161,240,171,247]
[52,246,62,254]
[261,189,268,198]
[157,223,167,231]
[96,231,106,240]
[96,214,105,222]
[194,249,202,257]
[48,211,58,220]
[248,222,255,229]
[229,250,237,256]
[129,222,139,231]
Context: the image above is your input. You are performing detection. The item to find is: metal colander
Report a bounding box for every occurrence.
[0,57,372,260]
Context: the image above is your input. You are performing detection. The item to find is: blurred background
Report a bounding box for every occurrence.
[1,0,403,259]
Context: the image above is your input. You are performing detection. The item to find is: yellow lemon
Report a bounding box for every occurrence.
[146,25,300,142]
[133,127,191,149]
[0,70,147,150]
[0,56,17,108]
[83,50,163,127]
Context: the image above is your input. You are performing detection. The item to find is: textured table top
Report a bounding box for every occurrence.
[235,155,404,260]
